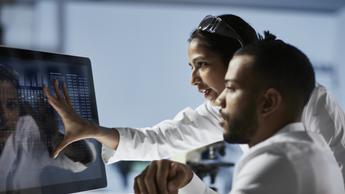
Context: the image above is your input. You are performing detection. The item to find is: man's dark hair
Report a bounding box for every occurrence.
[235,31,315,114]
[188,14,258,65]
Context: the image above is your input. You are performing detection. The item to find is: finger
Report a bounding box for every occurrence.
[168,162,177,178]
[43,85,56,101]
[45,84,72,116]
[134,176,140,194]
[46,96,68,119]
[144,161,158,194]
[167,163,189,192]
[62,82,72,106]
[52,137,73,159]
[136,171,149,194]
[167,163,179,193]
[53,80,63,101]
[156,160,170,194]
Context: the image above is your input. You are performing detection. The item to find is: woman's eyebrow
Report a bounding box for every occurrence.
[191,56,206,64]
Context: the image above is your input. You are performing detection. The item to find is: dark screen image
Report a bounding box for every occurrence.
[0,47,106,194]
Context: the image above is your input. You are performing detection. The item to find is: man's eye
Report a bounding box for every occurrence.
[226,86,235,92]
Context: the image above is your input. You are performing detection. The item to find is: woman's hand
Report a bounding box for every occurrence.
[43,80,99,158]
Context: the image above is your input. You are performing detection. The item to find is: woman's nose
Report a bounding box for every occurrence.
[190,70,201,86]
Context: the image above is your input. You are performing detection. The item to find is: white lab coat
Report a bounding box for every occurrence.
[179,123,345,194]
[102,83,345,181]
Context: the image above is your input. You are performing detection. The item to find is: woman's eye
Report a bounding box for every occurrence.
[188,63,194,70]
[196,62,207,68]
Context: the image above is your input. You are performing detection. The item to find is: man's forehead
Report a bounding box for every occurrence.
[225,55,254,82]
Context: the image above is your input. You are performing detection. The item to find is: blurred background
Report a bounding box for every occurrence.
[1,0,345,193]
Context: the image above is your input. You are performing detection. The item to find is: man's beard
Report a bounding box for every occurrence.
[223,105,258,144]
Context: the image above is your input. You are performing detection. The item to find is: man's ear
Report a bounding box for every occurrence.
[259,88,282,117]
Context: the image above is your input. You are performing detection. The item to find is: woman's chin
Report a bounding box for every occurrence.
[203,91,219,105]
[207,97,219,106]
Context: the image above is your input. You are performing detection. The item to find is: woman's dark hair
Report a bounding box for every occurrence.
[188,14,258,65]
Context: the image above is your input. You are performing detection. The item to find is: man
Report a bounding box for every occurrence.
[133,32,345,194]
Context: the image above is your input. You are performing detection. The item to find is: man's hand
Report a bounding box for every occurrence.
[134,160,193,194]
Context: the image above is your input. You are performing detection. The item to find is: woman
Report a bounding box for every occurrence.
[44,15,345,182]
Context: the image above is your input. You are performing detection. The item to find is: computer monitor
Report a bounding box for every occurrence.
[0,46,107,194]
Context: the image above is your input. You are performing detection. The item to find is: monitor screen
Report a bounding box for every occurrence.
[0,46,107,194]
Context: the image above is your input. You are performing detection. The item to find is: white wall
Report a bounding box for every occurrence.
[61,2,340,127]
[336,8,345,108]
[2,5,34,48]
[3,1,342,129]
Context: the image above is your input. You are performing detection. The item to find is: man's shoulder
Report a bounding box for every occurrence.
[233,133,344,194]
[240,131,332,167]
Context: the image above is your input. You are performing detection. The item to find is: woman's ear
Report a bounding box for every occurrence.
[259,88,282,117]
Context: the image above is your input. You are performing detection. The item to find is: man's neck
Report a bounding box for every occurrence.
[248,117,301,148]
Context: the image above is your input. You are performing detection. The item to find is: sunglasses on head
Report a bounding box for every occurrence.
[198,15,244,47]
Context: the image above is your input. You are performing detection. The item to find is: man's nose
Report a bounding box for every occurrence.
[215,89,226,108]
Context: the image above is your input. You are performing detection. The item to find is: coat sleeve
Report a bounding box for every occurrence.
[302,83,345,181]
[102,102,224,163]
[179,173,218,194]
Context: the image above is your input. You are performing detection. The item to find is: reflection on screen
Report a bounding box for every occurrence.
[0,48,106,194]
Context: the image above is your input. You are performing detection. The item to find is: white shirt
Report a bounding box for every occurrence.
[179,123,345,194]
[102,84,345,181]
